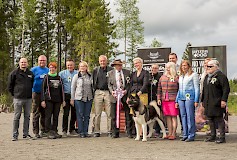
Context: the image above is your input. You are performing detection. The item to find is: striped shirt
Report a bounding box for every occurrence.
[157,75,179,101]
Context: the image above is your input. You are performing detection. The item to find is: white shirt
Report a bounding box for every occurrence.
[115,70,125,89]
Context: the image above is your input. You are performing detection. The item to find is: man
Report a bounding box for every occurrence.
[108,59,133,138]
[92,55,113,137]
[148,64,162,136]
[169,52,182,136]
[201,60,230,144]
[31,55,49,138]
[169,52,179,71]
[59,60,78,137]
[8,58,34,141]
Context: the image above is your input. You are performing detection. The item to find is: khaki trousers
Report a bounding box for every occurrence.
[94,90,112,133]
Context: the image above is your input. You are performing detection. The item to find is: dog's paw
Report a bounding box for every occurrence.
[135,137,140,141]
[142,139,147,142]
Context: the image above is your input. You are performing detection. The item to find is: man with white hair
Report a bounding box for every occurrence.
[201,60,230,144]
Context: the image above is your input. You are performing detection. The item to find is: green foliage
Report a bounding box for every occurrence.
[64,0,116,69]
[182,42,191,60]
[115,0,144,67]
[150,38,163,47]
[228,79,237,114]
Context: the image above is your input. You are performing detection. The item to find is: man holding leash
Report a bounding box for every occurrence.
[108,59,133,138]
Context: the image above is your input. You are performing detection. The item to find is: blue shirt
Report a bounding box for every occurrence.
[31,66,49,93]
[59,69,78,94]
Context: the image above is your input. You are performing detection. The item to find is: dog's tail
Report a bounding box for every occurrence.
[149,100,161,117]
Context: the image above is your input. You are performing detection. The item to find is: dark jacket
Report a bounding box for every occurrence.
[148,72,162,102]
[201,70,230,117]
[108,68,131,103]
[7,68,34,99]
[41,74,64,103]
[128,69,149,96]
[92,66,113,91]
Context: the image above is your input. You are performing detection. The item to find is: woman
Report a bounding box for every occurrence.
[71,61,93,138]
[128,57,149,105]
[41,62,65,139]
[157,62,179,140]
[175,60,200,142]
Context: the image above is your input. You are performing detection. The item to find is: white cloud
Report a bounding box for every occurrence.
[108,0,237,78]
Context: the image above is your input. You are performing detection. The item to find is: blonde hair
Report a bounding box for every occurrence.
[164,62,176,78]
[133,57,143,65]
[79,61,88,72]
[180,60,193,76]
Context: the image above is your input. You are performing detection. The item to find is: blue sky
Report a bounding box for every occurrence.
[107,0,237,79]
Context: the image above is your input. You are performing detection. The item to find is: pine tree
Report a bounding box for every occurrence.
[150,38,163,48]
[182,42,191,60]
[64,0,116,68]
[115,0,144,67]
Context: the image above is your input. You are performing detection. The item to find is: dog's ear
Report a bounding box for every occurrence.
[135,94,140,99]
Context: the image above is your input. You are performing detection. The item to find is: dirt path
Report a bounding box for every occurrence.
[0,113,237,160]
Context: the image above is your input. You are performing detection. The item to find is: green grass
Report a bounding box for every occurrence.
[228,95,237,115]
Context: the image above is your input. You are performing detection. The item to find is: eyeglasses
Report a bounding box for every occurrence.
[207,65,214,68]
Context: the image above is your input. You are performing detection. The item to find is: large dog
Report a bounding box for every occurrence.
[128,94,166,142]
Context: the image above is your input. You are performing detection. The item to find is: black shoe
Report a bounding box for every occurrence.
[185,139,194,142]
[23,135,32,139]
[47,131,56,139]
[180,137,188,141]
[204,136,216,142]
[12,137,18,141]
[127,134,133,139]
[107,133,112,137]
[80,134,85,138]
[94,133,100,137]
[40,131,48,138]
[54,132,62,138]
[112,134,119,138]
[85,134,91,138]
[215,138,226,144]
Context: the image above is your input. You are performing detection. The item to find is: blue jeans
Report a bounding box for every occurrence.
[178,100,196,140]
[75,100,92,135]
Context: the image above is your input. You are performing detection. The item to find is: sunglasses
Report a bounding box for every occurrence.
[207,65,214,68]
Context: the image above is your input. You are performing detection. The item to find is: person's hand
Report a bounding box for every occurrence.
[62,101,66,107]
[41,101,46,108]
[70,100,74,107]
[137,91,142,96]
[112,91,117,98]
[126,98,129,104]
[157,100,161,106]
[194,102,199,107]
[175,103,179,108]
[221,101,227,108]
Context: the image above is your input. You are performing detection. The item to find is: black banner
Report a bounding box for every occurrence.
[188,45,227,77]
[137,47,171,73]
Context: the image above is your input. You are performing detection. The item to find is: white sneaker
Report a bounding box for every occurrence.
[62,131,67,137]
[69,130,78,136]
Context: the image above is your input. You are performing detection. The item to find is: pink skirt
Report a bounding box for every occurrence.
[162,101,179,116]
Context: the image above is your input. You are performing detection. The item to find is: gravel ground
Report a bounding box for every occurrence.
[0,112,237,160]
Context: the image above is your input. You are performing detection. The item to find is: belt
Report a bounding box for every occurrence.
[96,89,108,91]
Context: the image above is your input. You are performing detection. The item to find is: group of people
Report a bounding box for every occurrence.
[8,53,230,144]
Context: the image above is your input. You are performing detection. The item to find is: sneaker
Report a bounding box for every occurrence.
[94,133,100,137]
[69,130,78,136]
[12,137,18,141]
[23,135,33,139]
[40,131,48,138]
[47,131,56,139]
[62,131,67,137]
[54,132,62,138]
[204,136,216,142]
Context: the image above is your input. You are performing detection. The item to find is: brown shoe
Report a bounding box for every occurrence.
[168,135,176,140]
